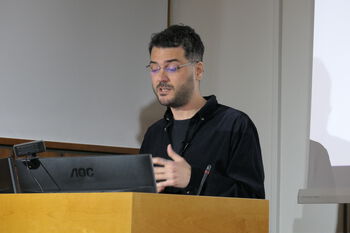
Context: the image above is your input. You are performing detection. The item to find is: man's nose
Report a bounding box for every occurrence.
[158,69,169,82]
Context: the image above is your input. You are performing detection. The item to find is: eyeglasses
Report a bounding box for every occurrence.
[146,62,197,74]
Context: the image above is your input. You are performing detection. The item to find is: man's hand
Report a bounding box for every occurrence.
[152,144,191,193]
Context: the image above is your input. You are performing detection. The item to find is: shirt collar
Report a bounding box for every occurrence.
[164,95,218,122]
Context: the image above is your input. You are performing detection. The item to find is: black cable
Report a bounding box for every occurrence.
[25,155,44,192]
[24,154,61,192]
[39,160,61,192]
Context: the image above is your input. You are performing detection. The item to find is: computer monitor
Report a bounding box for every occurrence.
[0,157,19,193]
[15,154,156,193]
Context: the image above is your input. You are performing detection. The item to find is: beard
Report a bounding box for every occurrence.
[153,74,195,108]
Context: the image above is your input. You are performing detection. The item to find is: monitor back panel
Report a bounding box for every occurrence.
[0,157,18,193]
[15,154,156,193]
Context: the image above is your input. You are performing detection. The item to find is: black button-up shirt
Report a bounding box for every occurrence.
[140,95,265,198]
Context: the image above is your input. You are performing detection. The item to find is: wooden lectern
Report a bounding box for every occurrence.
[0,192,268,233]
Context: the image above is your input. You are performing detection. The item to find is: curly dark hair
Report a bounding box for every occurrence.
[148,24,204,61]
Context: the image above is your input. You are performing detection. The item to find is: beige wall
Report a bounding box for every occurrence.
[171,0,279,231]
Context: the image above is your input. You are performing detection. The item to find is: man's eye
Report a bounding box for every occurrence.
[150,66,160,72]
[165,66,178,72]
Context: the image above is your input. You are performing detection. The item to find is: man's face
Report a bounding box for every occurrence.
[149,47,195,108]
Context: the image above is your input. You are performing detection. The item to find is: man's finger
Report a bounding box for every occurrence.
[157,180,173,190]
[157,184,165,193]
[153,166,166,174]
[167,144,183,161]
[154,173,168,181]
[152,157,168,165]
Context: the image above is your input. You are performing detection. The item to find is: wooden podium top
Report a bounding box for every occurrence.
[0,192,268,233]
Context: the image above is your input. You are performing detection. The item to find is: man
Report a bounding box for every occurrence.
[140,25,265,198]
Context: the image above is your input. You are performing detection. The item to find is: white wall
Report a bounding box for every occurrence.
[280,0,339,232]
[0,0,167,148]
[307,0,350,195]
[172,0,340,233]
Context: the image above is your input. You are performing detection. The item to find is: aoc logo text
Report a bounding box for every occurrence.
[70,168,94,178]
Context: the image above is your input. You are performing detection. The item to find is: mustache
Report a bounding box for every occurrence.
[157,82,174,89]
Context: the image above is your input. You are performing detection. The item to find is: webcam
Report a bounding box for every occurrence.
[13,140,46,157]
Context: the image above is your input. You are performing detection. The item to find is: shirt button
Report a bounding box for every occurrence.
[186,191,190,194]
[201,117,205,121]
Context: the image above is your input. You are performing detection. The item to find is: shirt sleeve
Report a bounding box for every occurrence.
[190,114,265,198]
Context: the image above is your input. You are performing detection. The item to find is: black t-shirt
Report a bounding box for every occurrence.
[171,119,190,154]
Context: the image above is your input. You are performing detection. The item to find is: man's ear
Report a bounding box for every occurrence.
[195,62,204,81]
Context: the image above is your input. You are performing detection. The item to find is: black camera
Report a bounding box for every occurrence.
[13,140,46,157]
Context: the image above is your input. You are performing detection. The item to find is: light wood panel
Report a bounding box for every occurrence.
[0,192,269,233]
[132,193,269,233]
[0,193,133,233]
